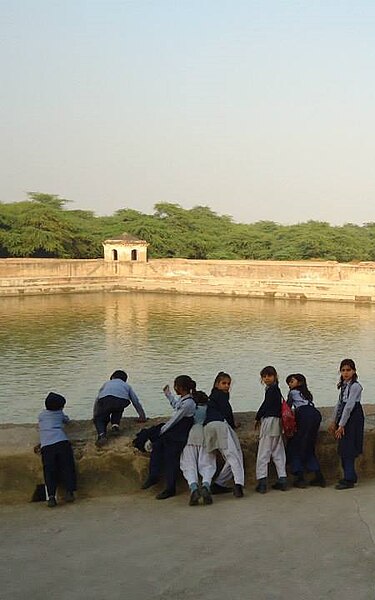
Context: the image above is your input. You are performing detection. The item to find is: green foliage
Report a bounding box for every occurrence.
[0,194,374,262]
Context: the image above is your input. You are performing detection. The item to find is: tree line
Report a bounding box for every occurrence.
[1,193,375,262]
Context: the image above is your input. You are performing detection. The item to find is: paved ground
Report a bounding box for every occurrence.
[1,481,375,600]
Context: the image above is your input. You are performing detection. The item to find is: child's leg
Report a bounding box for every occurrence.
[256,435,273,480]
[110,409,124,427]
[214,460,232,487]
[180,445,199,488]
[197,446,217,487]
[57,441,77,493]
[109,397,128,426]
[341,456,357,483]
[41,444,58,499]
[164,441,185,494]
[270,436,287,478]
[148,437,165,482]
[94,411,111,436]
[216,427,245,486]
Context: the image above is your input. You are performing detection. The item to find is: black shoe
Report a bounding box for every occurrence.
[189,489,201,506]
[64,491,75,503]
[272,481,288,491]
[141,477,159,490]
[310,474,326,488]
[111,424,120,435]
[293,478,307,489]
[211,483,233,495]
[95,434,107,447]
[156,489,175,500]
[233,484,244,498]
[47,496,57,508]
[335,480,354,490]
[200,486,213,505]
[255,483,267,494]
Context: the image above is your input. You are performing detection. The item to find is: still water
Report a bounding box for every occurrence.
[0,291,374,423]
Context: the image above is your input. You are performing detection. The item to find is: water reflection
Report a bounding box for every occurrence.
[0,292,374,423]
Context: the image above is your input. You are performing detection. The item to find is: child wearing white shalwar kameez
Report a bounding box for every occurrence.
[180,392,217,505]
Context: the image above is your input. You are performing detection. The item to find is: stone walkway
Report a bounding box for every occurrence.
[1,480,375,599]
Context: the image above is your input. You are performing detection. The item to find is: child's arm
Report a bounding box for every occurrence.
[128,386,147,422]
[338,383,362,428]
[62,412,70,424]
[163,385,179,409]
[160,400,194,435]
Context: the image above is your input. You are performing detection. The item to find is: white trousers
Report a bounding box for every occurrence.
[214,427,245,487]
[256,435,286,480]
[180,445,217,486]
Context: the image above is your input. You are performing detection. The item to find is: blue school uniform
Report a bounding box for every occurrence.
[286,390,322,475]
[147,393,195,494]
[333,380,364,483]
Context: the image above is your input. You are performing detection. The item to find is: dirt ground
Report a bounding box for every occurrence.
[1,480,375,600]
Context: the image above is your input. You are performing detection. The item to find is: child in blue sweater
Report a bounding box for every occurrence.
[94,370,146,446]
[38,392,76,508]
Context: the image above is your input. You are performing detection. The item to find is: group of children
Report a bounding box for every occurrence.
[36,358,365,507]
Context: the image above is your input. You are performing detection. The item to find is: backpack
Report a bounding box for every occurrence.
[281,399,297,438]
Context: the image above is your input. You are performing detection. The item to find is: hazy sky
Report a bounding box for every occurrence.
[1,1,375,224]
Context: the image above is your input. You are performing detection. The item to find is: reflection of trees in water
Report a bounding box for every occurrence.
[1,292,374,357]
[0,294,106,353]
[1,291,375,422]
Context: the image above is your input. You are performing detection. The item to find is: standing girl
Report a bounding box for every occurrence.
[285,374,325,488]
[204,372,245,498]
[141,375,196,499]
[255,366,287,493]
[329,359,364,490]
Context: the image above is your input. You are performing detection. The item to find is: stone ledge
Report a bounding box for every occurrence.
[1,407,375,504]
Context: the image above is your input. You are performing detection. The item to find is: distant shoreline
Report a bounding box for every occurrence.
[1,257,375,303]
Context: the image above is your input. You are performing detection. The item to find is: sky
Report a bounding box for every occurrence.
[1,0,375,225]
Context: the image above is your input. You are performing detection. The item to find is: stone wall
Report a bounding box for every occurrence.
[1,258,375,302]
[1,408,375,504]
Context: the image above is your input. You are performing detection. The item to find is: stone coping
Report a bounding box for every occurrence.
[1,407,375,505]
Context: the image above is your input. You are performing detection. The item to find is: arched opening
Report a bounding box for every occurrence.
[131,249,138,261]
[112,249,118,261]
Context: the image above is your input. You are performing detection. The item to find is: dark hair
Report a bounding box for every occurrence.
[110,370,128,382]
[338,358,358,388]
[45,392,66,411]
[213,371,231,388]
[174,375,197,396]
[194,390,209,405]
[286,373,313,403]
[260,366,278,382]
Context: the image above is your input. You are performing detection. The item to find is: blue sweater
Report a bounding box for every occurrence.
[38,409,70,448]
[256,383,282,421]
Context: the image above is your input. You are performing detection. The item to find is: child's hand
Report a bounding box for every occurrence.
[33,444,41,455]
[254,420,260,430]
[138,416,147,423]
[328,422,336,436]
[163,384,170,395]
[144,439,153,453]
[235,421,241,429]
[335,425,345,439]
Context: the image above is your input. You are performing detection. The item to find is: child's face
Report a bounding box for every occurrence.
[216,377,231,392]
[262,374,276,386]
[340,365,356,382]
[287,377,299,390]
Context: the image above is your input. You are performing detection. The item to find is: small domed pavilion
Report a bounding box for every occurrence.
[102,233,149,262]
